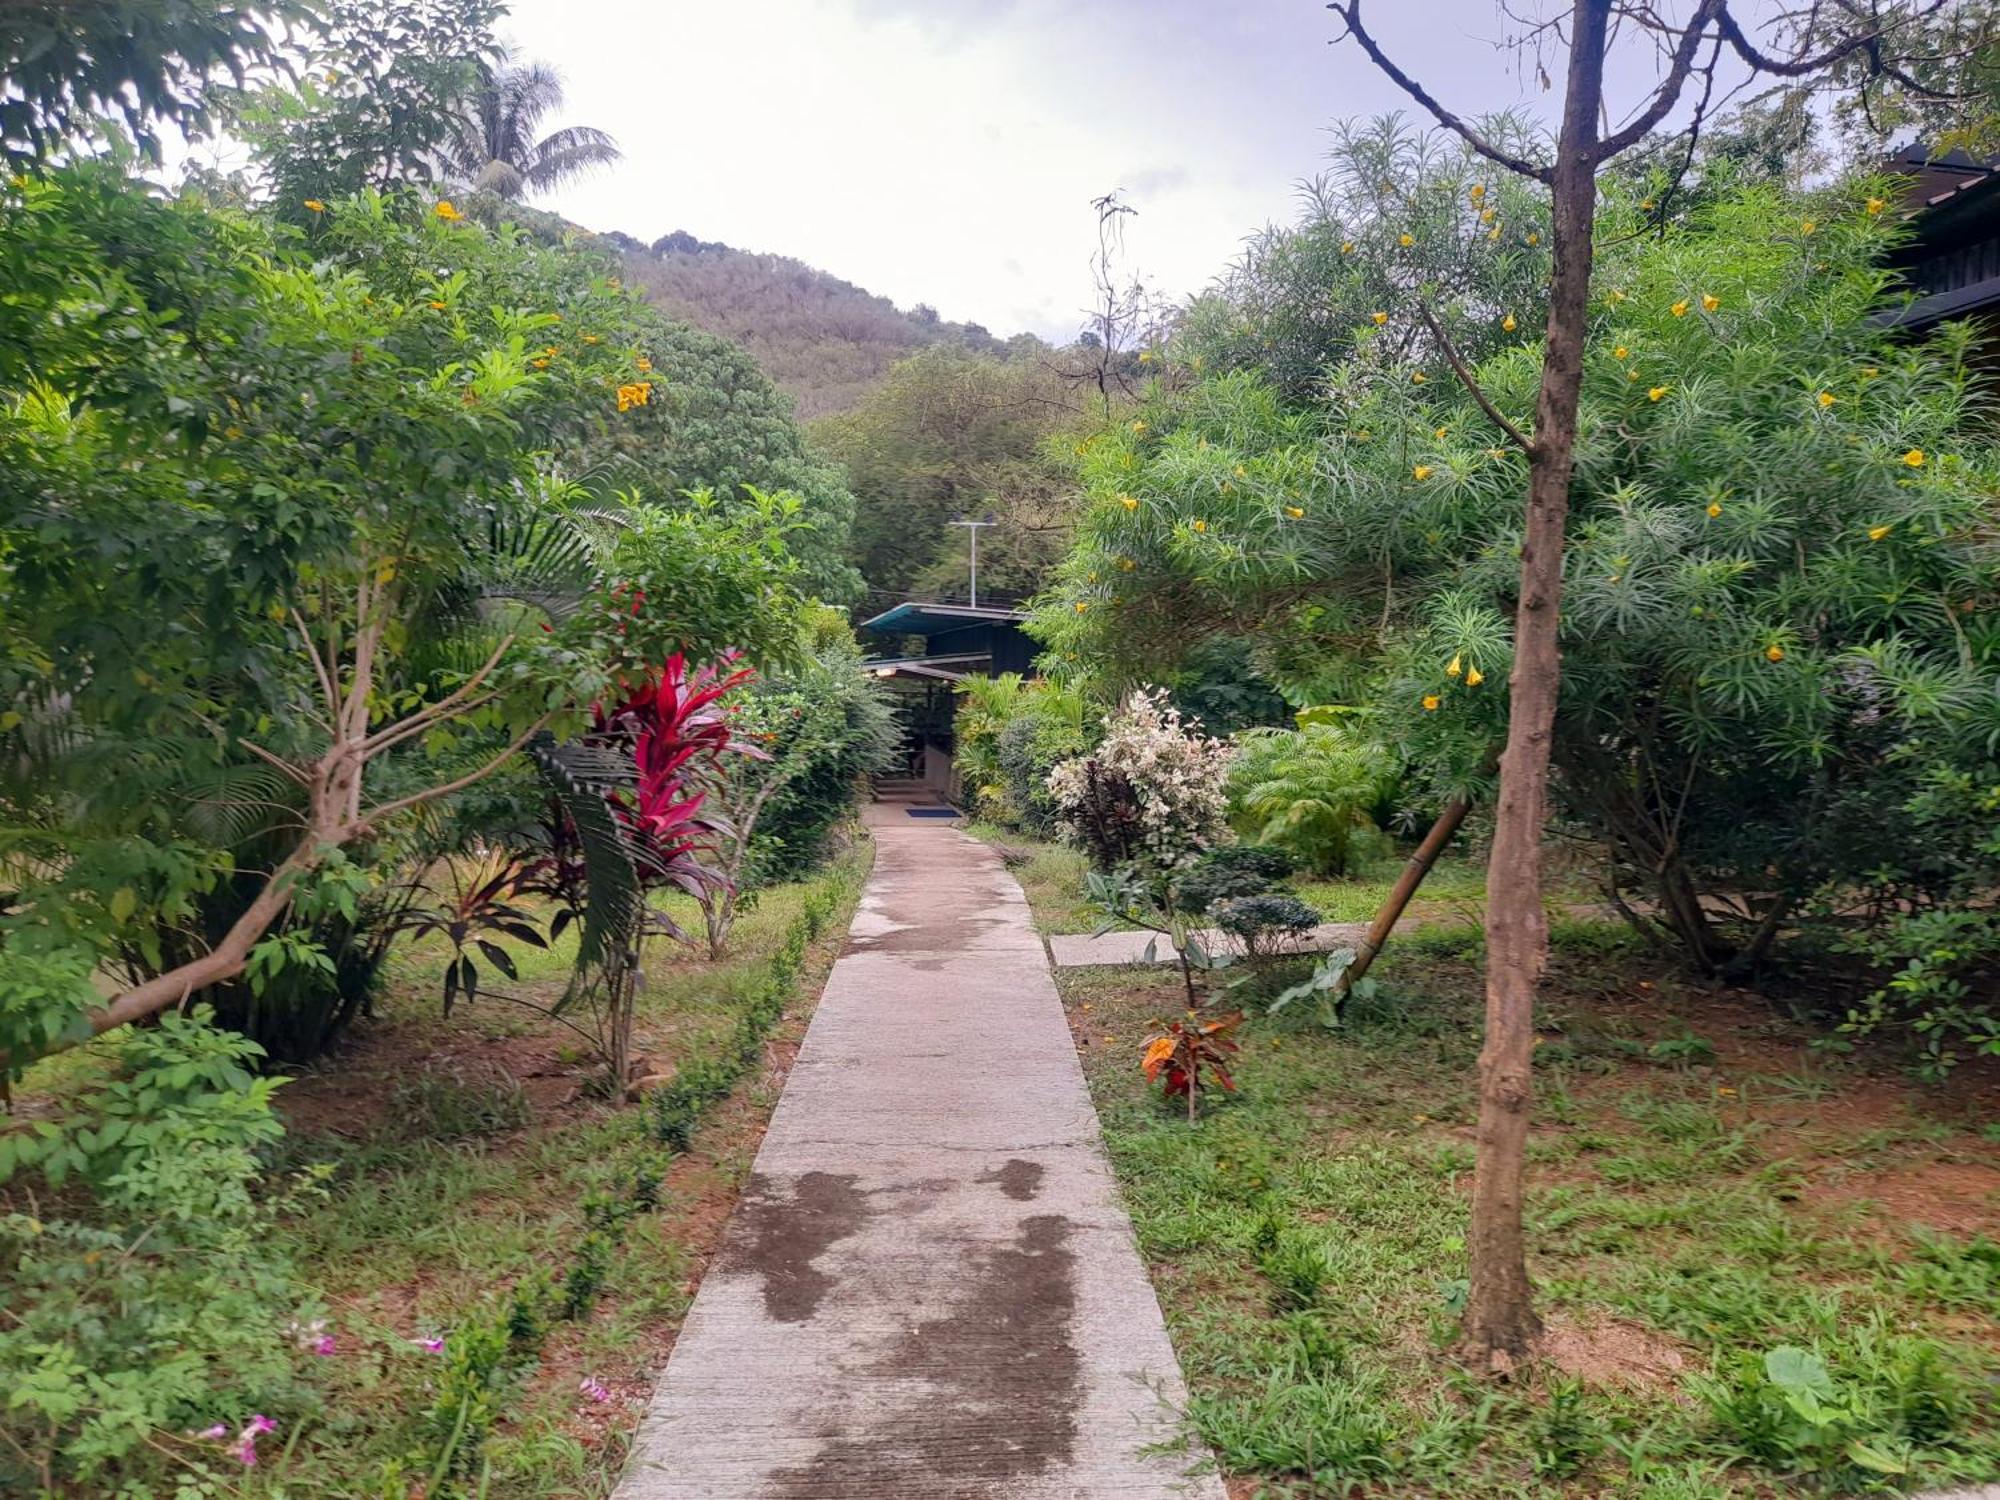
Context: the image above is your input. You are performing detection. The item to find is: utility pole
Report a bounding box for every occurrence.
[948,519,994,608]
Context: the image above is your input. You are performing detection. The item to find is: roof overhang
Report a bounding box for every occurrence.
[858,601,1028,636]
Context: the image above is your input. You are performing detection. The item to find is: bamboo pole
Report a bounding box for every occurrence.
[1337,796,1472,996]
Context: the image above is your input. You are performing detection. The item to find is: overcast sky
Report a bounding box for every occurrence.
[497,0,1748,341]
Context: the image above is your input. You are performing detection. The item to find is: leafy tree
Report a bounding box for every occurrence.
[1042,59,1993,1365]
[0,0,302,167]
[812,343,1087,601]
[234,0,503,207]
[439,51,621,201]
[0,170,806,1065]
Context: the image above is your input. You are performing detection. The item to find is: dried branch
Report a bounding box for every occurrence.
[1594,0,1728,160]
[1328,0,1555,184]
[1414,299,1534,453]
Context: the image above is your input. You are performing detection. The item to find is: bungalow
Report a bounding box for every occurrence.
[857,601,1041,797]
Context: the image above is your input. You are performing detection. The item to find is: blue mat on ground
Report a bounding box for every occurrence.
[906,807,959,818]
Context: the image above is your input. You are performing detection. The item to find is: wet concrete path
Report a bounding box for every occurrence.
[615,804,1221,1499]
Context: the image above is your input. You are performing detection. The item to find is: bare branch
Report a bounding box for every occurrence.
[361,632,518,754]
[1414,299,1534,453]
[1593,0,1728,161]
[357,717,551,829]
[236,736,313,786]
[1327,1,1555,184]
[1715,0,1947,79]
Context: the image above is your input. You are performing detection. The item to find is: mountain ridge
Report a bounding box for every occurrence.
[603,227,1045,420]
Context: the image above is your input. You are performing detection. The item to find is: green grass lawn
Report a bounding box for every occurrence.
[245,847,869,1496]
[1052,915,2000,1498]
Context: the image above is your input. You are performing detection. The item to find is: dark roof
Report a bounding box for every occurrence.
[857,601,1029,637]
[1876,147,2000,331]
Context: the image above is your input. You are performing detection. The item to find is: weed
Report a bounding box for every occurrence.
[390,1063,532,1142]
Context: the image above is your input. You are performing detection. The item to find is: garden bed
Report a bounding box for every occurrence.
[1006,838,2000,1496]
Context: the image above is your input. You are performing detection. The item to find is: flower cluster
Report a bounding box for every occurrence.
[615,380,653,412]
[1047,688,1233,871]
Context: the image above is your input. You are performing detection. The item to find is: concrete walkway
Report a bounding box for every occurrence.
[615,804,1222,1499]
[1048,921,1367,969]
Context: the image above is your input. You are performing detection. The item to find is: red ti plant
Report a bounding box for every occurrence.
[1141,1011,1243,1123]
[593,652,764,926]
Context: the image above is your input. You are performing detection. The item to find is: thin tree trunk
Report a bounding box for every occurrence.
[1464,0,1611,1369]
[1339,796,1471,999]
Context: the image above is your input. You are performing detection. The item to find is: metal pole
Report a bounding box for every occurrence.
[948,520,994,608]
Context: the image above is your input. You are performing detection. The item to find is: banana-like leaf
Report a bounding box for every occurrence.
[525,732,643,1012]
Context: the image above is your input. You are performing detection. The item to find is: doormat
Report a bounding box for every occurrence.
[906,808,959,819]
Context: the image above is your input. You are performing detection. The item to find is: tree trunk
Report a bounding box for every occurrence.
[1464,0,1610,1368]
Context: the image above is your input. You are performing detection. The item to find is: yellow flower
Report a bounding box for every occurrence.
[1487,226,1501,242]
[1285,505,1304,519]
[1671,299,1689,318]
[1434,425,1449,440]
[1480,207,1495,224]
[1525,231,1540,245]
[1640,198,1656,211]
[1131,419,1147,434]
[1118,557,1136,570]
[1485,447,1506,460]
[1607,288,1627,305]
[1422,694,1441,712]
[1469,183,1486,201]
[1447,653,1463,678]
[1233,464,1246,478]
[1074,601,1089,613]
[1903,448,1926,467]
[223,424,243,440]
[1411,371,1427,384]
[1648,385,1668,402]
[1191,519,1208,533]
[1613,345,1629,360]
[1766,643,1786,663]
[1868,524,1893,541]
[1399,232,1415,247]
[531,357,550,369]
[1119,493,1139,511]
[636,357,652,372]
[1861,366,1878,379]
[1701,292,1720,313]
[303,199,326,212]
[1502,313,1517,332]
[1137,349,1154,363]
[434,200,462,221]
[1801,218,1817,235]
[1413,464,1434,480]
[428,300,447,310]
[1707,501,1722,518]
[1341,240,1355,254]
[1371,310,1389,325]
[582,333,600,344]
[1865,196,1886,216]
[1465,666,1485,687]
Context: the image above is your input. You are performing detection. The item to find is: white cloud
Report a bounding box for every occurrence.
[480,0,1762,340]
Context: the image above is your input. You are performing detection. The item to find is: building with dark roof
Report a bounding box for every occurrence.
[857,601,1041,798]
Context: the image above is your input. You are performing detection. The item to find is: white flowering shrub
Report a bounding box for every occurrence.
[1048,688,1234,872]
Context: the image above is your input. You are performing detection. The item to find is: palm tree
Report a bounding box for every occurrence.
[441,53,620,200]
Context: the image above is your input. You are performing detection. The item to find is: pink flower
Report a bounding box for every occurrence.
[234,1415,276,1467]
[312,1334,337,1356]
[418,1336,446,1353]
[194,1423,230,1441]
[578,1376,612,1404]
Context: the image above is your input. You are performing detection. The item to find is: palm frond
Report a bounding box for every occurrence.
[526,733,643,1010]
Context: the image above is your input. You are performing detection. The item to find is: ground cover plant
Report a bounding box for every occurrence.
[1054,919,2000,1498]
[0,848,867,1496]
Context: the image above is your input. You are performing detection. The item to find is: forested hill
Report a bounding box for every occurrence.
[606,229,1045,419]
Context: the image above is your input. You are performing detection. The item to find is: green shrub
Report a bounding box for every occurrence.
[0,1009,323,1489]
[1226,722,1396,877]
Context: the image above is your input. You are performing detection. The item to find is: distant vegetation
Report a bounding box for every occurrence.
[613,230,1046,419]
